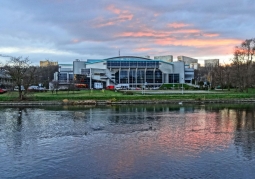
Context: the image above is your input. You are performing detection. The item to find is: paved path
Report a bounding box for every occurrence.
[131,90,224,94]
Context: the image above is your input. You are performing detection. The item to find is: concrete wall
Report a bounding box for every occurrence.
[73,61,86,74]
[154,55,173,62]
[177,56,198,65]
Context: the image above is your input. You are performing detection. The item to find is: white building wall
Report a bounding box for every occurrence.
[158,61,185,83]
[173,62,185,83]
[159,62,173,73]
[86,62,106,69]
[73,61,86,74]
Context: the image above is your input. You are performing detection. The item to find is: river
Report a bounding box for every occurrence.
[0,104,255,179]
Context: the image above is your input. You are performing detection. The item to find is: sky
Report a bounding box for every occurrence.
[0,0,255,65]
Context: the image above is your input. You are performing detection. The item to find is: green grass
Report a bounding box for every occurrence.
[0,88,255,101]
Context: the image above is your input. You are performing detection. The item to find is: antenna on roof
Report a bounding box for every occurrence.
[119,49,120,57]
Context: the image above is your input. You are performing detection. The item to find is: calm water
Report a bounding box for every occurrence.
[0,104,255,179]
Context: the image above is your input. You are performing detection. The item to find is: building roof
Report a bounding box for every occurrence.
[86,59,104,64]
[105,56,153,61]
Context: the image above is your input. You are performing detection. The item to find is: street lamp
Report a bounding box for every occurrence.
[182,78,184,94]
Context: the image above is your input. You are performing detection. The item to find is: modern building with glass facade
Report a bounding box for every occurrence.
[55,56,194,89]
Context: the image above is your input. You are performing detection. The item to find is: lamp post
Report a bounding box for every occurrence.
[144,81,147,95]
[182,78,184,94]
[173,74,175,89]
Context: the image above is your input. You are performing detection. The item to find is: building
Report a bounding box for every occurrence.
[56,63,74,83]
[0,69,12,89]
[189,63,200,70]
[177,56,198,65]
[204,59,219,68]
[40,60,58,67]
[154,55,173,62]
[54,56,194,88]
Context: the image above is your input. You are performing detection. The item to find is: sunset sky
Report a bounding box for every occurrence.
[0,0,254,65]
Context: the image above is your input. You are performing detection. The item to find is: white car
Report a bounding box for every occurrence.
[14,86,25,91]
[38,87,46,91]
[28,86,39,90]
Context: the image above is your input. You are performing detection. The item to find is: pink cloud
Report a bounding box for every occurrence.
[155,38,241,47]
[135,47,151,52]
[203,33,219,37]
[119,31,169,38]
[107,4,121,14]
[71,39,80,43]
[92,5,133,28]
[168,22,190,28]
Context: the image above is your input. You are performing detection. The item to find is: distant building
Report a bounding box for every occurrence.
[40,60,58,67]
[154,55,173,62]
[0,70,12,89]
[54,56,194,88]
[204,59,219,67]
[177,56,198,65]
[189,63,200,70]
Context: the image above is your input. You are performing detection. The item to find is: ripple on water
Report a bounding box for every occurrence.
[1,105,255,178]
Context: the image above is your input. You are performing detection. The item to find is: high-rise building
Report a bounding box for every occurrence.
[177,56,198,65]
[204,59,219,67]
[154,55,173,62]
[40,60,58,67]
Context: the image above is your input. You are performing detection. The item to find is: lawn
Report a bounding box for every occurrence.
[0,88,255,101]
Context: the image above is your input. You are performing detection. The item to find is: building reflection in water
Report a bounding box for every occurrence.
[1,104,255,177]
[89,105,255,174]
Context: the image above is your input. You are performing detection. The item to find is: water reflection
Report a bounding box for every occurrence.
[0,104,255,178]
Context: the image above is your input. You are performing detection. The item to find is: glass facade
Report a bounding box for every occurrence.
[114,70,163,85]
[107,60,159,68]
[69,74,74,81]
[115,71,119,84]
[120,71,128,83]
[59,73,67,81]
[146,71,153,83]
[155,70,162,83]
[129,70,136,84]
[136,70,145,83]
[169,74,180,83]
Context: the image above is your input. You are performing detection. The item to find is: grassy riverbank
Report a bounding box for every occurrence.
[0,88,255,102]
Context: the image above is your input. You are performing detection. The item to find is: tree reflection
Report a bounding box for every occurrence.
[234,108,255,160]
[16,108,23,132]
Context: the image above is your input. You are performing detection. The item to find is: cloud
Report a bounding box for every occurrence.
[92,5,133,28]
[0,0,254,64]
[168,23,190,28]
[134,48,152,52]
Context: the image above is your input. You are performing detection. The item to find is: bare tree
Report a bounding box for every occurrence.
[232,38,255,92]
[36,64,58,88]
[50,80,59,94]
[4,57,37,100]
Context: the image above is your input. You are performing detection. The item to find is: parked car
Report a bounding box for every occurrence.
[28,86,47,92]
[28,86,39,90]
[14,86,25,91]
[152,87,160,90]
[38,87,46,91]
[0,88,6,94]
